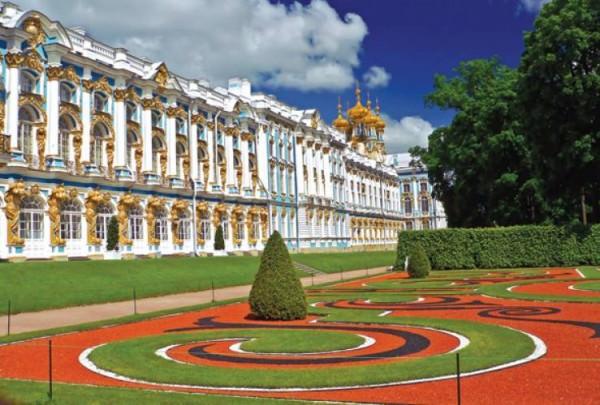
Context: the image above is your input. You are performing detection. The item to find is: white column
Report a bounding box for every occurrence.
[257,125,269,196]
[141,105,152,172]
[323,147,332,200]
[225,132,235,190]
[306,142,316,196]
[113,85,127,169]
[189,112,199,181]
[294,137,304,196]
[240,135,250,191]
[314,148,323,196]
[206,117,215,186]
[81,68,92,163]
[166,100,177,177]
[46,74,60,159]
[6,61,19,150]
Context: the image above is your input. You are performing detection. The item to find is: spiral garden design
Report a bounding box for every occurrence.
[1,266,599,403]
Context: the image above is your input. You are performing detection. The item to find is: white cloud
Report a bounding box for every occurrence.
[363,66,391,88]
[382,114,433,153]
[17,0,368,91]
[519,0,551,12]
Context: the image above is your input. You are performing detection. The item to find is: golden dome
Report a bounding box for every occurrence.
[374,99,386,131]
[332,97,350,132]
[347,84,369,122]
[364,97,379,128]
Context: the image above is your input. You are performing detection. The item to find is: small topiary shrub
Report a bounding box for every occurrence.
[214,224,225,250]
[106,216,119,251]
[407,244,430,278]
[249,231,307,320]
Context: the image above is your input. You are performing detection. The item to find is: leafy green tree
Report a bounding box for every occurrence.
[518,0,600,224]
[214,224,225,251]
[407,244,430,278]
[249,231,307,320]
[106,216,119,251]
[412,58,546,227]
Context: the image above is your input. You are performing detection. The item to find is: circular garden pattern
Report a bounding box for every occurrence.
[1,266,599,403]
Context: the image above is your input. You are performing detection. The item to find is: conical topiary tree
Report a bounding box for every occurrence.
[407,243,431,278]
[249,231,307,320]
[106,216,119,251]
[214,224,225,250]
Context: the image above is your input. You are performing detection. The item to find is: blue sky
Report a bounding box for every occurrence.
[20,0,548,152]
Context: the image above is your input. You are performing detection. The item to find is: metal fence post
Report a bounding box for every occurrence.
[6,300,10,336]
[133,288,137,315]
[456,352,461,405]
[48,339,53,400]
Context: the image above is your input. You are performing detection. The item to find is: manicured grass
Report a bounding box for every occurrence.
[0,379,308,404]
[292,251,396,273]
[0,251,392,315]
[88,315,534,389]
[477,279,600,303]
[575,281,600,292]
[241,329,364,353]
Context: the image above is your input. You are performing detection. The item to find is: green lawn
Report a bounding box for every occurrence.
[0,379,311,404]
[0,251,395,315]
[293,251,395,273]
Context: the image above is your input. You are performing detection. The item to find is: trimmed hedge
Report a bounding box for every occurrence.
[249,231,307,320]
[395,225,600,270]
[214,225,225,251]
[407,244,430,278]
[106,216,118,251]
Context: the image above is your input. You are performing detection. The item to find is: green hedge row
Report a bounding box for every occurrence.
[395,225,600,270]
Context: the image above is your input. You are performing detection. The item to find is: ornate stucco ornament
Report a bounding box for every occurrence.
[4,52,24,68]
[35,127,46,170]
[170,200,189,246]
[48,185,78,247]
[22,15,46,48]
[212,203,227,228]
[117,193,141,246]
[82,76,113,94]
[231,205,245,246]
[114,87,140,103]
[4,181,40,246]
[142,97,164,111]
[195,201,209,246]
[154,64,169,89]
[85,190,112,245]
[166,106,186,119]
[145,196,166,246]
[191,114,206,125]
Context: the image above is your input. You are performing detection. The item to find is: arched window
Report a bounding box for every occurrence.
[126,102,137,122]
[128,206,143,240]
[176,141,186,178]
[18,106,36,158]
[60,82,75,103]
[91,124,107,168]
[126,130,138,169]
[95,203,113,241]
[19,197,44,240]
[199,210,211,241]
[177,210,191,241]
[404,197,412,214]
[93,92,107,113]
[20,71,37,93]
[152,136,164,174]
[58,115,76,164]
[221,214,229,241]
[151,110,162,128]
[405,221,413,231]
[420,196,429,213]
[155,209,168,242]
[60,200,82,240]
[176,118,185,134]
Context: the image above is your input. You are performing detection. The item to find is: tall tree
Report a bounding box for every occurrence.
[412,59,546,227]
[519,0,600,224]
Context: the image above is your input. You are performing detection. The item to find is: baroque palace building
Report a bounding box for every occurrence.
[0,3,441,261]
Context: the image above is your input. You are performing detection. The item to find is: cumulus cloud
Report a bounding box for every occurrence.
[18,0,368,91]
[363,66,391,89]
[382,114,433,153]
[519,0,551,12]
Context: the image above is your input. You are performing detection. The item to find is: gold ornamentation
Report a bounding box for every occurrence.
[182,154,190,183]
[0,102,4,142]
[225,126,240,137]
[142,97,164,111]
[206,122,215,130]
[202,160,209,188]
[5,52,24,68]
[191,114,206,125]
[60,102,81,117]
[63,66,80,84]
[117,193,140,246]
[4,180,38,246]
[231,205,244,246]
[212,203,226,228]
[260,208,268,242]
[170,199,189,246]
[311,113,319,129]
[134,143,143,181]
[105,139,114,178]
[146,196,166,246]
[22,15,45,48]
[166,106,186,119]
[46,66,63,81]
[113,89,127,102]
[85,190,111,245]
[19,93,46,119]
[115,88,139,103]
[72,131,82,174]
[82,76,112,94]
[154,64,169,88]
[35,127,46,170]
[241,132,254,142]
[48,185,77,247]
[91,112,113,136]
[159,149,167,181]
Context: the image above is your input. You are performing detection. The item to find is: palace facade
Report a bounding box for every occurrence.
[0,4,432,261]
